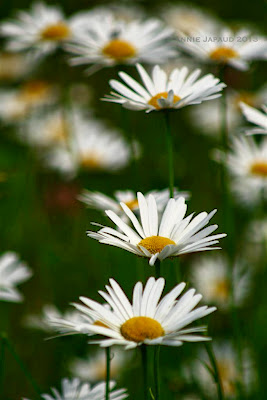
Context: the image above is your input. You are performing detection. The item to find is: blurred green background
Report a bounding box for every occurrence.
[0,1,266,399]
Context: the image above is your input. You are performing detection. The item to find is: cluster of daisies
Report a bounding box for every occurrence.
[0,1,266,400]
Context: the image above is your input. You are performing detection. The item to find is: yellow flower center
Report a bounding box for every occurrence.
[213,280,230,300]
[124,199,139,210]
[209,47,239,62]
[250,161,267,177]
[102,39,136,61]
[41,23,71,41]
[138,236,176,255]
[218,361,236,396]
[19,80,51,103]
[148,92,181,110]
[234,92,257,109]
[120,316,164,342]
[81,155,102,170]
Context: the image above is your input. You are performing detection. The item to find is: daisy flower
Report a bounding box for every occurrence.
[162,4,219,36]
[87,192,226,266]
[177,27,267,70]
[43,110,133,177]
[240,102,267,135]
[26,378,128,400]
[79,188,189,221]
[0,252,32,303]
[24,304,94,334]
[192,342,256,398]
[72,277,216,349]
[65,12,176,72]
[0,2,79,58]
[0,80,57,122]
[191,255,251,309]
[225,136,267,206]
[103,64,225,112]
[0,52,34,81]
[189,87,267,136]
[70,349,129,382]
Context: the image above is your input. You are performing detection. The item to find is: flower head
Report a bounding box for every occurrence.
[103,64,225,112]
[65,11,176,72]
[240,102,267,135]
[72,277,216,349]
[87,192,226,266]
[0,252,32,302]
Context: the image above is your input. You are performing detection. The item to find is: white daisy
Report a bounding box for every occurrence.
[225,136,267,206]
[192,343,256,398]
[0,80,57,122]
[87,192,226,266]
[65,12,176,71]
[189,87,267,136]
[0,2,79,57]
[240,102,267,135]
[72,277,216,349]
[190,255,251,309]
[34,378,128,400]
[177,27,267,70]
[79,188,190,221]
[24,304,95,334]
[162,4,219,36]
[44,110,133,177]
[103,64,225,112]
[0,52,35,81]
[0,252,32,303]
[70,349,129,382]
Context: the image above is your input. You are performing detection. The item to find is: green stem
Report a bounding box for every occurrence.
[105,348,111,400]
[3,336,41,397]
[154,345,161,400]
[204,342,224,400]
[164,112,174,198]
[0,336,6,394]
[155,259,161,278]
[141,345,148,400]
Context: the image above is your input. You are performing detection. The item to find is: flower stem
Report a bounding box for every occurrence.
[155,259,161,278]
[2,334,42,397]
[204,342,224,400]
[164,112,174,198]
[154,345,161,400]
[0,336,6,394]
[105,347,111,400]
[141,345,148,400]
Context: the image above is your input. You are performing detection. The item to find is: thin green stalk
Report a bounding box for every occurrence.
[0,336,6,394]
[141,345,148,400]
[105,348,111,400]
[155,259,161,278]
[204,342,224,400]
[164,112,174,198]
[4,336,41,397]
[154,345,161,400]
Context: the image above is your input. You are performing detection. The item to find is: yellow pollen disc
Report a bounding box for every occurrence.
[120,316,164,343]
[124,199,139,210]
[19,80,51,102]
[209,47,239,62]
[234,92,257,109]
[41,23,70,41]
[218,362,236,396]
[94,320,108,328]
[81,155,102,170]
[102,39,136,61]
[148,92,181,110]
[250,161,267,177]
[214,280,230,300]
[138,236,176,255]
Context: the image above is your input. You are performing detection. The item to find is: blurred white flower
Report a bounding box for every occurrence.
[224,136,267,206]
[240,102,267,135]
[44,110,133,177]
[65,11,176,72]
[0,252,32,303]
[0,80,57,122]
[70,349,129,382]
[192,342,256,398]
[0,2,81,58]
[103,64,225,112]
[87,192,226,266]
[178,27,267,70]
[189,87,267,136]
[27,378,128,400]
[190,255,251,309]
[162,4,220,36]
[0,52,35,81]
